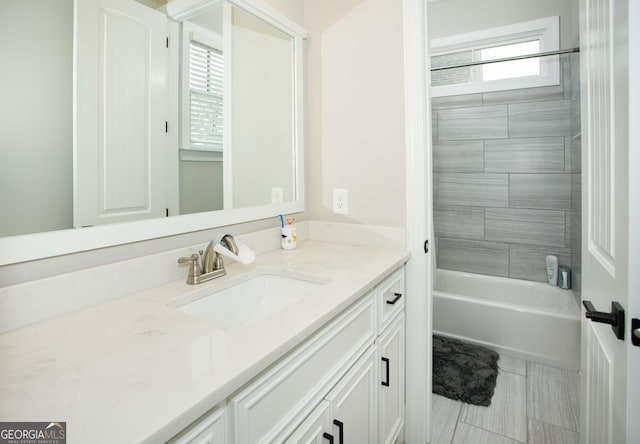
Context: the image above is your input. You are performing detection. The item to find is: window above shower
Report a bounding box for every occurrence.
[430,16,560,97]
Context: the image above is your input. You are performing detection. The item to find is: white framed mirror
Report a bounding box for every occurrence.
[0,0,307,266]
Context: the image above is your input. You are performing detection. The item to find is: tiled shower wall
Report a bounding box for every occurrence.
[432,56,582,283]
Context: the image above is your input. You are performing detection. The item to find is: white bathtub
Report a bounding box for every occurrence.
[433,269,581,370]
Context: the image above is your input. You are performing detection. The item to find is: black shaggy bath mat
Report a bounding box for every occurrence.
[432,335,499,407]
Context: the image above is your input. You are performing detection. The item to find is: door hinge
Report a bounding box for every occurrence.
[424,240,429,254]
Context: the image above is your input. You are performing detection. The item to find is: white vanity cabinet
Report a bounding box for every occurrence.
[376,268,406,444]
[169,405,227,444]
[230,294,377,443]
[377,313,405,444]
[170,266,406,444]
[285,346,378,444]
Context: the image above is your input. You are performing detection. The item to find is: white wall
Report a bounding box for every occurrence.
[231,6,295,207]
[304,0,406,227]
[0,0,73,236]
[428,0,577,48]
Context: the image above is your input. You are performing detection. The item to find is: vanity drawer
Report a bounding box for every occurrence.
[377,268,405,334]
[230,293,376,444]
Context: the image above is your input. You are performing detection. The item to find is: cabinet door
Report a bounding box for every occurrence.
[285,400,333,444]
[377,313,405,444]
[324,345,378,444]
[169,406,226,444]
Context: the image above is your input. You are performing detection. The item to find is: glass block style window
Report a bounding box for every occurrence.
[430,17,559,97]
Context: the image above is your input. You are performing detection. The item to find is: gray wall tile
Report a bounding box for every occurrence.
[432,111,438,141]
[510,245,572,282]
[438,105,508,140]
[485,208,566,247]
[432,80,581,284]
[434,141,484,172]
[483,85,564,106]
[432,93,483,109]
[437,237,509,277]
[563,59,571,99]
[485,137,565,173]
[434,207,485,240]
[439,173,508,207]
[509,100,571,137]
[509,174,571,210]
[566,136,581,173]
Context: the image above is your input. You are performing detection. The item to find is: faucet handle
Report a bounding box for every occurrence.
[177,253,202,284]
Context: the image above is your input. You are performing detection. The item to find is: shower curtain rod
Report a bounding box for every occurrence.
[430,47,580,72]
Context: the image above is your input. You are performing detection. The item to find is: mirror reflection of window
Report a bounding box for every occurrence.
[189,40,224,151]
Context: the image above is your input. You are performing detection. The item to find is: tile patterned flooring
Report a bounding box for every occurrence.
[432,356,580,444]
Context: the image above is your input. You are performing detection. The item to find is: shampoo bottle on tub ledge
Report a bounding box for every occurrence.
[546,255,559,286]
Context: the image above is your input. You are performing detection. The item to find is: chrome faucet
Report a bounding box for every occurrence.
[177,241,226,285]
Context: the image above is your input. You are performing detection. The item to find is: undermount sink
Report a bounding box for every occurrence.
[173,271,326,330]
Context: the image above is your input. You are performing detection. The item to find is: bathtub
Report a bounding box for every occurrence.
[433,269,581,370]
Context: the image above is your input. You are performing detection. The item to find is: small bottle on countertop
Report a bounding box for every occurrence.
[281,217,297,250]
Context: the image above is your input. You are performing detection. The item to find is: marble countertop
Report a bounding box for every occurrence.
[0,241,409,443]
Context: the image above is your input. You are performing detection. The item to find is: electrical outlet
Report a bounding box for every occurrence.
[271,187,284,203]
[333,188,348,214]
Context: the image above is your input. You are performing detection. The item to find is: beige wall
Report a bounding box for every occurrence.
[304,0,406,227]
[428,0,577,48]
[261,0,304,25]
[231,6,295,208]
[179,160,224,214]
[0,0,73,236]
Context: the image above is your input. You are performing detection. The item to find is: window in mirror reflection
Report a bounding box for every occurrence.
[179,18,225,215]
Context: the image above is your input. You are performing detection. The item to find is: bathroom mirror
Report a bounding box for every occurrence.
[0,0,306,265]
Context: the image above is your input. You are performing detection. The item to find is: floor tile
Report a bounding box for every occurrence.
[432,394,462,444]
[527,362,580,432]
[528,418,579,444]
[497,355,527,376]
[452,423,524,444]
[459,371,527,442]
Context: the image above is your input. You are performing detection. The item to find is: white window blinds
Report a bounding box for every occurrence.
[189,40,223,151]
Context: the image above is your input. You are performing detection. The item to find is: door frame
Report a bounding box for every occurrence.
[626,0,640,439]
[402,0,432,443]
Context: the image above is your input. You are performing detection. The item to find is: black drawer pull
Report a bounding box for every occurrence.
[386,292,402,305]
[333,419,344,444]
[323,432,334,443]
[381,357,390,386]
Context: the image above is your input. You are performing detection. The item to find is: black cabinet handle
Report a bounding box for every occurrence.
[386,292,402,305]
[381,357,390,386]
[323,432,334,443]
[333,419,344,444]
